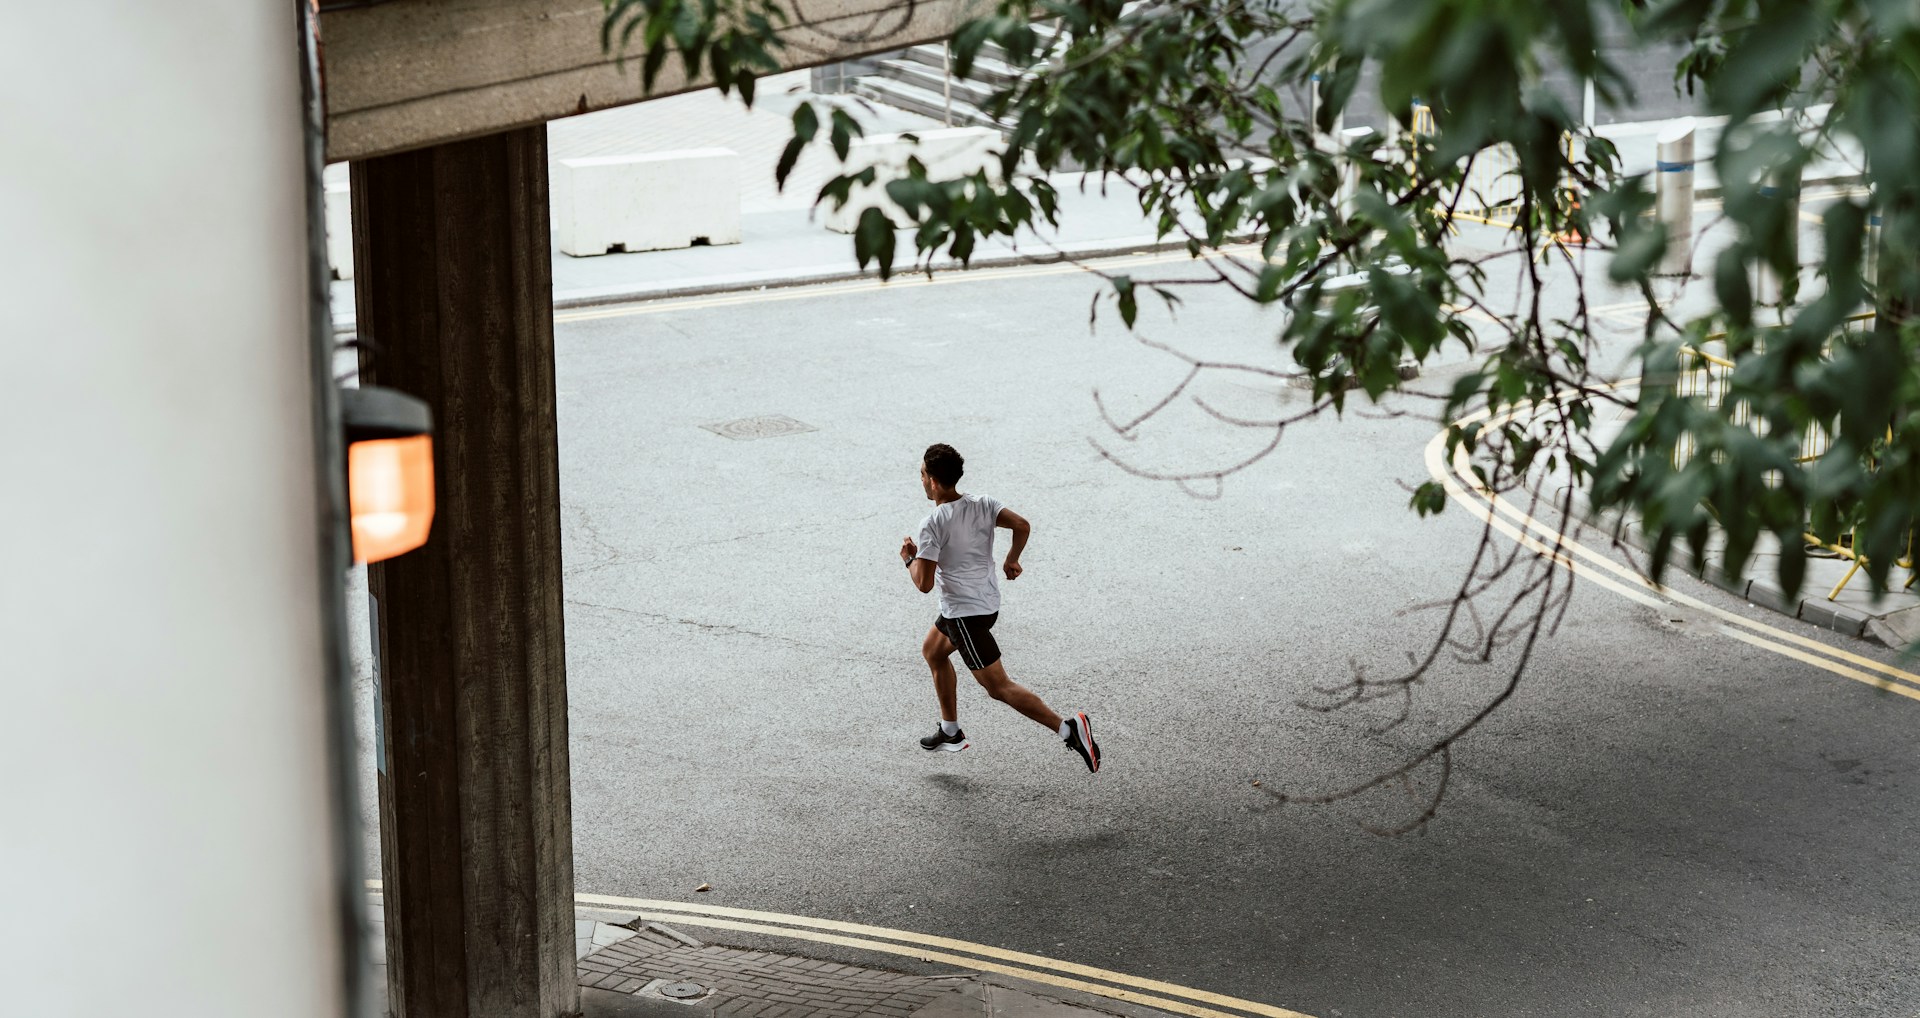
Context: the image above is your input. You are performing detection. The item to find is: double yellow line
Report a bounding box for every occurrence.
[573,893,1316,1018]
[366,880,1315,1018]
[1427,400,1920,701]
[553,245,1263,325]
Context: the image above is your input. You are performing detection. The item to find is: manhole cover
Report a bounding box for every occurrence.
[660,983,706,1000]
[701,414,817,441]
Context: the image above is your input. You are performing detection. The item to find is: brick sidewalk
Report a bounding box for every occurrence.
[365,895,1168,1018]
[579,920,961,1018]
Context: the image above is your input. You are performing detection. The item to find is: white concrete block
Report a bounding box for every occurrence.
[324,182,353,281]
[823,127,1004,234]
[553,148,742,256]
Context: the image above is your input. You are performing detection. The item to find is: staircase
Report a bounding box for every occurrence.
[849,26,1063,135]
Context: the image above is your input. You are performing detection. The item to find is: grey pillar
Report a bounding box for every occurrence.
[349,125,577,1018]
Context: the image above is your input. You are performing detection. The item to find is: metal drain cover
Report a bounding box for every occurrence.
[701,414,817,441]
[660,983,706,1000]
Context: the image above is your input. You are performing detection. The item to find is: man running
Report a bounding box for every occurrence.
[898,443,1100,772]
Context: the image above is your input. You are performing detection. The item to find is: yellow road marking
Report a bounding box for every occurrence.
[554,245,1264,324]
[1446,423,1920,689]
[1716,625,1920,699]
[1428,399,1920,700]
[609,912,1314,1018]
[1424,430,1668,615]
[554,247,1505,330]
[1445,211,1518,229]
[366,881,1317,1018]
[578,893,1311,1018]
[1692,186,1866,214]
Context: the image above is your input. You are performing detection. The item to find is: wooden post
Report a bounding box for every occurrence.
[350,125,577,1018]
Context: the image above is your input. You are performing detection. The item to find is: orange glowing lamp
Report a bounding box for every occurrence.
[340,387,435,564]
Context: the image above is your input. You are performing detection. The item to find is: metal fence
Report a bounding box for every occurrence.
[1408,102,1558,227]
[1674,312,1877,469]
[1673,312,1901,598]
[1674,311,1881,464]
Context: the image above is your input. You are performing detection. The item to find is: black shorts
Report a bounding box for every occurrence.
[936,612,1001,671]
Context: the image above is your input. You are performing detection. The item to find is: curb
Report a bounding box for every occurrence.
[1689,170,1862,201]
[329,171,1870,336]
[1571,493,1877,642]
[332,233,1194,335]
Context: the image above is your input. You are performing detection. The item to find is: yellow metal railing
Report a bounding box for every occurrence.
[1409,102,1579,235]
[1672,344,1752,469]
[1675,312,1905,598]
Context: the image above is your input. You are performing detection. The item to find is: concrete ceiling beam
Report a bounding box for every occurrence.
[321,0,985,162]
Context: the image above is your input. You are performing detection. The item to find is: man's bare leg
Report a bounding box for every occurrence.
[921,626,960,723]
[969,660,1062,731]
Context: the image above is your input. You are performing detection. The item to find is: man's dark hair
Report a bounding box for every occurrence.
[923,443,964,487]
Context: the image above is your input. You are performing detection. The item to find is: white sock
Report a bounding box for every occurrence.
[1057,719,1073,740]
[940,720,960,736]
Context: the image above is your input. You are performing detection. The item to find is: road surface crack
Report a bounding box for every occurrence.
[567,599,778,640]
[566,598,899,667]
[565,503,630,578]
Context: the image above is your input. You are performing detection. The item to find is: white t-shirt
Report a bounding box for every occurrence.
[915,493,1005,618]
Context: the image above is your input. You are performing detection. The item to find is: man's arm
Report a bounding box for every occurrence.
[900,536,936,593]
[995,507,1030,580]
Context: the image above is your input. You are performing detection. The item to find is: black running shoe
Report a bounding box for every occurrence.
[1063,712,1100,773]
[920,725,969,752]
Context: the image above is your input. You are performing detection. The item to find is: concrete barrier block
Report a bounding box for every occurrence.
[824,127,1004,234]
[324,182,353,281]
[554,149,742,257]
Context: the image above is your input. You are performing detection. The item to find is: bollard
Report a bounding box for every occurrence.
[1755,163,1801,306]
[1866,209,1882,291]
[1655,119,1695,277]
[1309,73,1318,138]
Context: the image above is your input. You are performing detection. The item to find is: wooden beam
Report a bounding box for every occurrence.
[321,0,983,162]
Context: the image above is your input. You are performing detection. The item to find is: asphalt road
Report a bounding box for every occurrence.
[353,250,1917,1018]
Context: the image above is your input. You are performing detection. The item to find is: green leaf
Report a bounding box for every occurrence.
[641,39,669,92]
[1715,247,1754,328]
[775,103,818,190]
[830,109,863,162]
[1410,480,1448,517]
[1608,221,1668,283]
[852,207,898,278]
[950,227,976,265]
[1112,276,1138,328]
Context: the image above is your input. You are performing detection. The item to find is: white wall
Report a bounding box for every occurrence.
[0,6,349,1018]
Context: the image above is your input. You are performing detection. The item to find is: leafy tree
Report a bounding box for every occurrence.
[602,0,1920,830]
